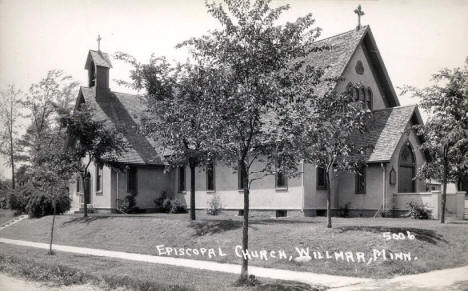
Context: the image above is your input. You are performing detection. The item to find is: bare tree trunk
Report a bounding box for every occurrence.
[49,201,56,255]
[189,161,196,221]
[240,161,249,281]
[9,117,15,190]
[326,169,332,228]
[440,146,448,223]
[10,156,15,189]
[83,173,89,217]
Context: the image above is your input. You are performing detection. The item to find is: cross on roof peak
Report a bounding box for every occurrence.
[97,34,102,51]
[354,5,365,30]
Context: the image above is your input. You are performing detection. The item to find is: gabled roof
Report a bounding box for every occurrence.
[77,86,164,165]
[361,105,422,163]
[307,26,400,107]
[85,50,113,69]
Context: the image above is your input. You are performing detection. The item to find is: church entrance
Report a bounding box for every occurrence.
[398,144,416,193]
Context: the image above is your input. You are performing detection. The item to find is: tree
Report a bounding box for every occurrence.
[114,54,215,220]
[179,0,323,281]
[27,122,77,254]
[402,58,468,223]
[62,103,127,217]
[20,70,79,166]
[299,81,370,228]
[0,85,23,190]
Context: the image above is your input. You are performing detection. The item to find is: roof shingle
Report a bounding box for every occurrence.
[80,87,163,165]
[363,105,417,162]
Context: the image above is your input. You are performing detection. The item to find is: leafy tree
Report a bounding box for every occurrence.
[114,54,215,220]
[26,124,76,254]
[402,58,468,223]
[62,103,127,217]
[20,70,79,166]
[0,85,24,189]
[299,81,370,228]
[179,0,323,281]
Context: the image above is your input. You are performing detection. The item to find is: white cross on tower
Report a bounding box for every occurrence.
[97,34,102,51]
[354,5,365,30]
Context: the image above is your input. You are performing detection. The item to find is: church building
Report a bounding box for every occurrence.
[69,25,427,217]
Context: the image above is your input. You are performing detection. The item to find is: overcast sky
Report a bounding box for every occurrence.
[1,0,467,179]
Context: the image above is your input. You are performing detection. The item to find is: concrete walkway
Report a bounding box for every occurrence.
[0,237,369,288]
[0,273,102,291]
[0,215,28,231]
[329,265,468,291]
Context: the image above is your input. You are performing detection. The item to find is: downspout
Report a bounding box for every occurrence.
[301,160,305,212]
[381,163,386,212]
[116,169,119,211]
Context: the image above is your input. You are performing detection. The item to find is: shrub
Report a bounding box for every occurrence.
[26,189,70,218]
[7,183,70,218]
[407,201,429,219]
[154,192,186,214]
[207,195,222,216]
[169,198,187,214]
[119,195,140,213]
[0,196,7,209]
[7,184,34,214]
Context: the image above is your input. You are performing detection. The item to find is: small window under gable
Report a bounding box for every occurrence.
[206,160,215,192]
[366,87,373,110]
[178,166,186,192]
[96,163,103,193]
[316,167,327,190]
[355,165,366,194]
[275,159,288,189]
[76,175,81,193]
[127,166,137,194]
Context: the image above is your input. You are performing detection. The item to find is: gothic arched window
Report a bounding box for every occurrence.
[366,87,373,110]
[88,61,96,87]
[359,87,366,102]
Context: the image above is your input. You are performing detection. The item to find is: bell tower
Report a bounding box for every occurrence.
[84,36,112,91]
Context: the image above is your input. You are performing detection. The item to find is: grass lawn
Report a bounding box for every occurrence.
[1,212,467,279]
[0,209,16,226]
[0,244,321,291]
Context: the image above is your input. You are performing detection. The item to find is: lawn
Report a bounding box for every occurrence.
[0,243,320,291]
[0,209,16,226]
[1,212,467,279]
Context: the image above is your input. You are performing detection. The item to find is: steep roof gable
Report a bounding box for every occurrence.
[77,86,164,165]
[363,105,423,162]
[85,50,113,69]
[308,26,400,107]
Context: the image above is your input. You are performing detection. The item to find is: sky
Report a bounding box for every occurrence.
[0,0,467,179]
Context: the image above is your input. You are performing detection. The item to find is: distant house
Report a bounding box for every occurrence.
[69,26,428,217]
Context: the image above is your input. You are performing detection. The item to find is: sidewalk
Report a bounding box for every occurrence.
[0,237,369,289]
[329,265,468,291]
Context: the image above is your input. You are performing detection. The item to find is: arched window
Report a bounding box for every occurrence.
[353,87,359,101]
[359,87,366,102]
[88,61,96,87]
[398,143,416,193]
[366,87,373,110]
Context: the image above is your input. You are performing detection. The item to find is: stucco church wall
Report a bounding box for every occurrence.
[336,164,384,212]
[114,166,175,209]
[337,44,387,110]
[303,164,339,211]
[179,160,303,211]
[68,156,113,211]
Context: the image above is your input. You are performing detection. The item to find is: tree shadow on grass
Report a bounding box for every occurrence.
[335,226,447,245]
[62,216,111,225]
[190,218,320,237]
